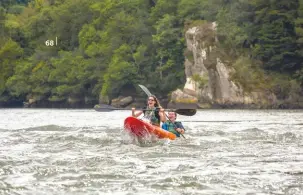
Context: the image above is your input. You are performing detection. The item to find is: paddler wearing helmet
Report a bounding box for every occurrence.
[131,95,166,126]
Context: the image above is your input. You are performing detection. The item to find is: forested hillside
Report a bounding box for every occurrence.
[0,0,302,108]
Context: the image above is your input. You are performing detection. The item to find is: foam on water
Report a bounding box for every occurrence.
[0,109,302,194]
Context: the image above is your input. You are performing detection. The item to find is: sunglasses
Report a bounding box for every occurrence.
[148,99,155,102]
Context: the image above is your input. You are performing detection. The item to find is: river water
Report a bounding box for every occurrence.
[0,109,302,195]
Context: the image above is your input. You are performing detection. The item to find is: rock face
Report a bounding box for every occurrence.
[22,94,98,108]
[172,22,278,108]
[99,94,110,104]
[111,96,133,107]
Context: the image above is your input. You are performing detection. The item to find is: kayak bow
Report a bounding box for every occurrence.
[124,116,176,140]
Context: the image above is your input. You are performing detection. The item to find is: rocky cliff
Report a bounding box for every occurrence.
[171,22,279,108]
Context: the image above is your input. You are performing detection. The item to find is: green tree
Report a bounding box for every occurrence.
[6,59,33,98]
[0,39,23,96]
[101,44,138,98]
[248,0,299,72]
[1,0,302,107]
[152,14,185,92]
[295,0,303,86]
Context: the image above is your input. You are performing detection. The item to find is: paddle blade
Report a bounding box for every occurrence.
[138,84,153,97]
[167,101,197,116]
[175,109,197,116]
[167,102,197,109]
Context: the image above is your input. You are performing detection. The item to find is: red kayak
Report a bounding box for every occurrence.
[124,117,176,140]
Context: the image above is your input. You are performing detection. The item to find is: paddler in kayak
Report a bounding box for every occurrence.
[131,95,166,127]
[162,111,185,137]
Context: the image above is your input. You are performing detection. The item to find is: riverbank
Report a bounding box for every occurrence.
[2,100,303,109]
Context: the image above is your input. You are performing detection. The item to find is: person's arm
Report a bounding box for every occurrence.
[158,108,166,122]
[175,122,185,134]
[132,108,143,118]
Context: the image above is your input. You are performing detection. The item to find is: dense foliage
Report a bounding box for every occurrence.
[0,0,302,106]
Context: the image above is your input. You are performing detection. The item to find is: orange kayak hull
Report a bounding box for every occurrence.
[124,117,176,140]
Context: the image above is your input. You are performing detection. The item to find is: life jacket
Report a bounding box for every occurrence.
[143,107,160,126]
[163,121,183,137]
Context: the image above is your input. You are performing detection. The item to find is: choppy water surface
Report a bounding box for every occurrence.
[0,109,302,195]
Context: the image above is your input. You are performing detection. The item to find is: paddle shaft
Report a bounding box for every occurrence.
[96,107,179,112]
